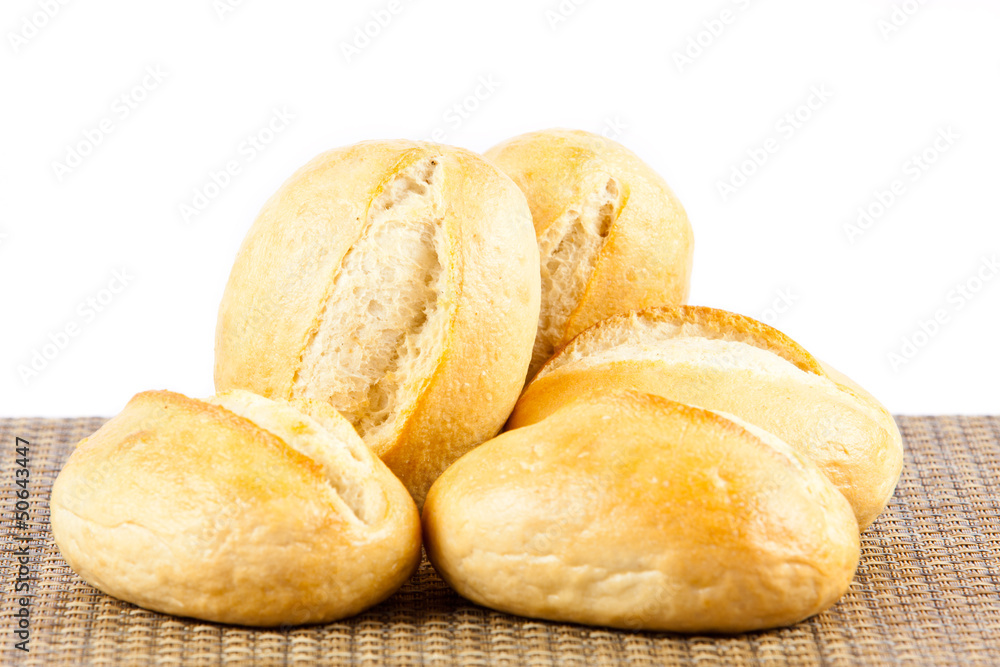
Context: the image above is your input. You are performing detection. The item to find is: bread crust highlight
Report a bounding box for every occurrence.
[485,129,694,379]
[215,140,541,506]
[50,389,422,626]
[425,391,860,633]
[510,305,904,530]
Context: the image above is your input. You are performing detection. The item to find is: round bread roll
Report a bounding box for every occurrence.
[214,140,540,507]
[484,129,694,378]
[50,389,422,626]
[424,391,860,633]
[509,305,903,531]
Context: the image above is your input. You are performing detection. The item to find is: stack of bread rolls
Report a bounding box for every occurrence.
[51,129,902,633]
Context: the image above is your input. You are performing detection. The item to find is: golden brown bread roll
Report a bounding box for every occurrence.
[424,391,860,633]
[214,140,540,506]
[484,129,694,378]
[508,305,903,531]
[50,389,421,626]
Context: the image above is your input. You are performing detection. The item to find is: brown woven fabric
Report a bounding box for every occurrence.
[1,416,998,666]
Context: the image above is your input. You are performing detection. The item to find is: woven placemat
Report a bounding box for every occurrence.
[1,416,998,666]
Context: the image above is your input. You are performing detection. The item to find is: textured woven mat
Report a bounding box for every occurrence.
[1,417,999,666]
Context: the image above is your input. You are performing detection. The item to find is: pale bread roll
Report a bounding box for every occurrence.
[484,129,694,378]
[424,391,860,633]
[508,305,903,530]
[214,140,540,506]
[50,389,421,626]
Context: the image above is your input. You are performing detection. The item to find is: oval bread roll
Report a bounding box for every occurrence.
[50,389,422,626]
[424,391,860,633]
[484,129,694,378]
[214,140,541,506]
[509,305,903,530]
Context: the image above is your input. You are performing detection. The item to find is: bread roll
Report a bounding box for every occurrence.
[424,391,860,633]
[484,129,693,378]
[509,305,903,530]
[50,389,421,626]
[214,140,540,506]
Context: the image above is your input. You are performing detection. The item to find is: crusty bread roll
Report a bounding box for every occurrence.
[424,391,860,633]
[50,389,421,626]
[484,129,694,378]
[214,140,540,507]
[508,305,903,531]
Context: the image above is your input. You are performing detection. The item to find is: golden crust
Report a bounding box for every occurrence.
[50,390,422,627]
[424,391,860,633]
[511,305,904,531]
[539,304,827,379]
[485,129,694,370]
[377,146,538,506]
[214,140,540,507]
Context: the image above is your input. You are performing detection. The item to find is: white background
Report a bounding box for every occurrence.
[1,0,998,416]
